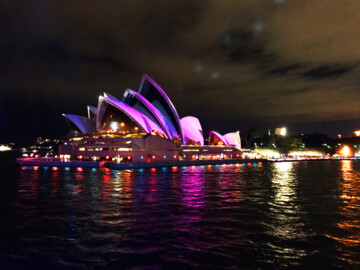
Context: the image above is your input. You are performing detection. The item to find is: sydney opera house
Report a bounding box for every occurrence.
[59,75,242,163]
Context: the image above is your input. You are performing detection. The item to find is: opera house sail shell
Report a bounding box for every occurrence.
[209,131,229,146]
[122,89,180,143]
[138,75,183,143]
[87,105,97,119]
[63,114,96,135]
[223,131,241,149]
[96,96,168,138]
[180,116,204,146]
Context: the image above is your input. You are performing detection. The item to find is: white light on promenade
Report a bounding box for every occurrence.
[275,127,287,136]
[0,145,12,151]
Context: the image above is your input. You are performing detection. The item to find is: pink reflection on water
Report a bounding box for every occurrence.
[103,170,134,203]
[75,168,84,195]
[149,174,157,193]
[217,165,244,203]
[50,169,60,197]
[18,168,41,202]
[173,166,207,234]
[181,166,205,208]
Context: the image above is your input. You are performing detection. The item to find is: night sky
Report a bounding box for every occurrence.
[1,0,360,143]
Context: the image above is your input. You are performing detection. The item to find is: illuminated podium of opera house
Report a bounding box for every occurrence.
[60,75,242,163]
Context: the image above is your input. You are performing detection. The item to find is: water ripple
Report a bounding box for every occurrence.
[0,154,359,268]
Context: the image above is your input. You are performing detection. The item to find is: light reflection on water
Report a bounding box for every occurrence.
[267,162,308,264]
[325,160,360,265]
[272,162,296,203]
[0,158,359,268]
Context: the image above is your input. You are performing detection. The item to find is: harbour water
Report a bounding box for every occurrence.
[0,151,359,269]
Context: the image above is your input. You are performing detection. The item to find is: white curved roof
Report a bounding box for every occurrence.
[223,131,241,149]
[123,89,180,141]
[180,116,204,145]
[209,131,229,146]
[138,74,183,142]
[104,92,119,100]
[96,96,168,138]
[87,105,97,119]
[62,114,96,134]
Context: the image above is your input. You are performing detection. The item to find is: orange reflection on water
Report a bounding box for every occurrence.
[102,173,111,197]
[327,161,360,250]
[100,169,133,203]
[122,171,133,203]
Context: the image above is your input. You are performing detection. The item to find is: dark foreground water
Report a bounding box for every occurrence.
[0,152,359,269]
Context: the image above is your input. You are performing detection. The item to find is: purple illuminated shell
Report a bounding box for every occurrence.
[223,131,241,149]
[123,89,180,141]
[209,131,229,146]
[180,116,204,145]
[138,74,183,142]
[62,114,96,134]
[96,96,168,138]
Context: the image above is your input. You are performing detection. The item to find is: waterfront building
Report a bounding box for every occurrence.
[0,145,12,151]
[275,127,287,136]
[59,75,242,163]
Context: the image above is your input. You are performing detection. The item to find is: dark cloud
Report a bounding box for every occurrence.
[267,64,300,76]
[304,65,354,80]
[1,0,360,142]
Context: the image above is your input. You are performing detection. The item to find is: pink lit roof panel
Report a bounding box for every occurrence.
[96,96,168,138]
[209,130,229,146]
[223,131,241,149]
[180,116,204,145]
[123,89,180,141]
[138,74,182,142]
